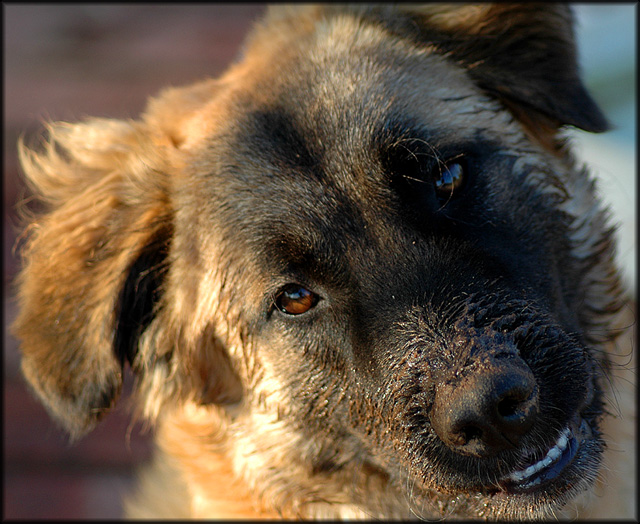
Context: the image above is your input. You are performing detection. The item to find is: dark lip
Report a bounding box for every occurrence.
[497,418,590,494]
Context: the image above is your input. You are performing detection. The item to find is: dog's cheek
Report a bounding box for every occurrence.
[266,325,364,440]
[129,296,247,421]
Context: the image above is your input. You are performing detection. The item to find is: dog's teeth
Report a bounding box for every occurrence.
[507,427,571,483]
[556,429,569,450]
[557,434,567,449]
[510,471,525,482]
[546,446,562,461]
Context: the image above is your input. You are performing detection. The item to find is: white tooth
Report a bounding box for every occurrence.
[510,471,524,482]
[534,459,546,472]
[557,432,568,450]
[547,446,562,461]
[506,427,573,484]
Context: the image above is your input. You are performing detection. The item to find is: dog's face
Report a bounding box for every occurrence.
[14,5,622,520]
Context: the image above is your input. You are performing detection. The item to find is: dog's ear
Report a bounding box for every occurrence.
[386,4,609,134]
[14,79,243,439]
[13,118,177,438]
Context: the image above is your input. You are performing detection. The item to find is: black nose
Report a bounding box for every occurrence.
[430,353,538,457]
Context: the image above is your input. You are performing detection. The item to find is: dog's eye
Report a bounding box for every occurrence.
[275,284,320,315]
[432,158,466,200]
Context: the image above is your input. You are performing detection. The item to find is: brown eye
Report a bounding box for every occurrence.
[276,284,320,315]
[433,159,465,200]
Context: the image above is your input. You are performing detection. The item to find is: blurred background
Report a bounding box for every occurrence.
[571,3,636,295]
[3,4,636,519]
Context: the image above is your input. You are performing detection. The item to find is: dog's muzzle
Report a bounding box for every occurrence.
[418,317,599,497]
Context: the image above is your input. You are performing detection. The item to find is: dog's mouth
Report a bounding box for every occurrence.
[389,376,603,518]
[376,308,605,518]
[497,418,589,493]
[414,415,602,519]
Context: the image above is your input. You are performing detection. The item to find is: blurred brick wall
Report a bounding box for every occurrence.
[3,5,264,519]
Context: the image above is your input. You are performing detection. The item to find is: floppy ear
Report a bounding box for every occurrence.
[387,4,608,134]
[14,78,244,439]
[13,118,175,438]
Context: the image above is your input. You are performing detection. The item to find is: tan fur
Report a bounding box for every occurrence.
[13,4,634,520]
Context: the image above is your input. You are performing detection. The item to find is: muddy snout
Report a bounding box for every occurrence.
[431,348,539,458]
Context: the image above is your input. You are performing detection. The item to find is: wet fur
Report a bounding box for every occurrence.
[13,4,635,520]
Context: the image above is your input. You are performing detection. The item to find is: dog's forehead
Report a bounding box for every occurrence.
[233,17,505,153]
[209,17,515,198]
[181,14,532,281]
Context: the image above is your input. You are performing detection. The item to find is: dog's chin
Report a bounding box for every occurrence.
[401,414,603,520]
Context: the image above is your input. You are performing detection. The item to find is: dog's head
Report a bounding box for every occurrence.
[14,4,623,520]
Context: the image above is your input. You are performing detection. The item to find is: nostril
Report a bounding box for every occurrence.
[452,424,483,446]
[497,396,520,418]
[495,385,539,437]
[497,387,536,420]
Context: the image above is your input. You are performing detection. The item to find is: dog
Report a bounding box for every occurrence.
[13,4,635,520]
